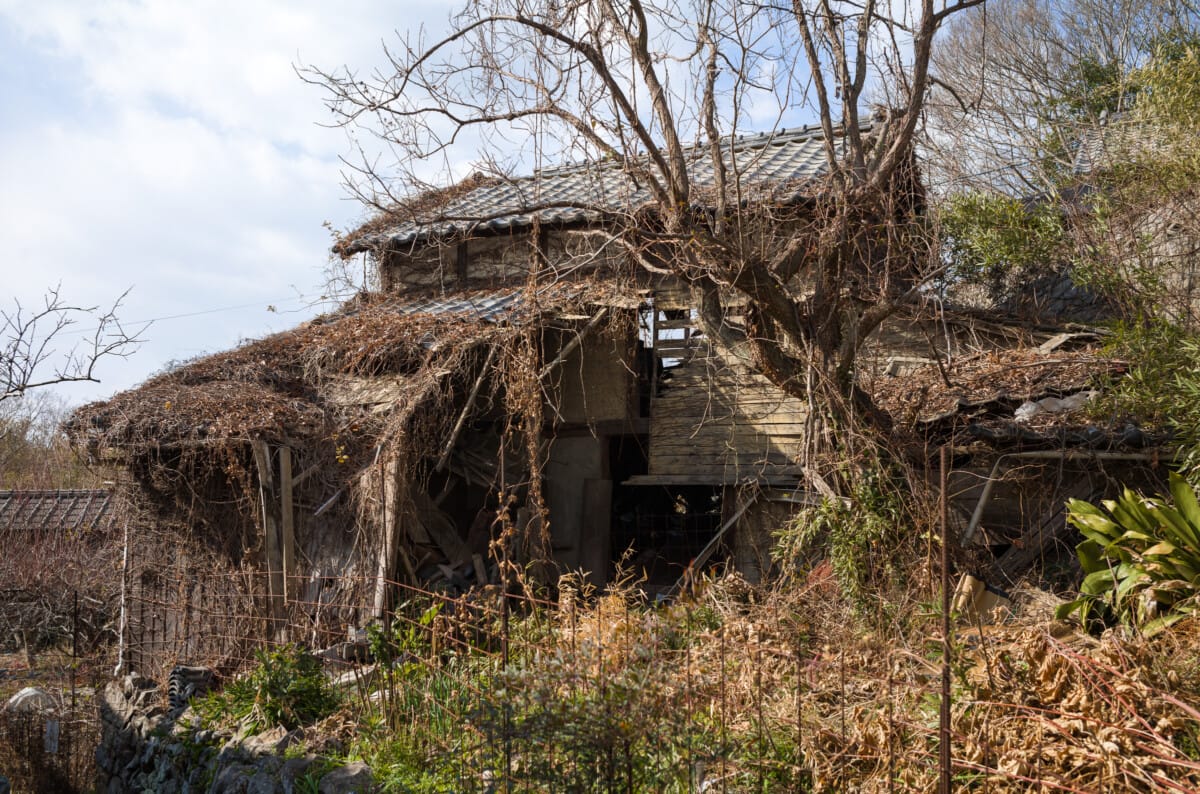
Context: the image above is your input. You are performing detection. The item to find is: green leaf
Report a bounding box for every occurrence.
[1101,539,1136,564]
[1055,597,1091,621]
[1170,471,1200,532]
[1143,541,1180,557]
[1111,490,1156,533]
[1141,611,1189,637]
[1148,505,1200,550]
[1081,568,1116,596]
[1076,539,1106,574]
[1158,489,1200,550]
[1069,510,1122,543]
[1115,567,1150,614]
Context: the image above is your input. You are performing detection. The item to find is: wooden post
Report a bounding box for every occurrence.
[280,446,296,602]
[666,489,760,599]
[990,477,1095,583]
[251,440,286,641]
[537,307,608,379]
[939,446,952,794]
[580,479,613,588]
[113,519,130,677]
[373,456,401,620]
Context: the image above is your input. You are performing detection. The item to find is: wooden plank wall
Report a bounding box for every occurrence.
[647,347,807,483]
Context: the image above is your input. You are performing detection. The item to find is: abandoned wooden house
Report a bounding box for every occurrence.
[65,124,1167,660]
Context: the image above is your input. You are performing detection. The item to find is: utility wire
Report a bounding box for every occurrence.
[52,292,342,339]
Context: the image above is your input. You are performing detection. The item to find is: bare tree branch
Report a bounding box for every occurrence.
[2,287,141,402]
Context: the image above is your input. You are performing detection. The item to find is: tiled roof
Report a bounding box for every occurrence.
[346,125,859,252]
[1071,113,1147,176]
[389,289,525,322]
[0,489,118,534]
[349,283,612,323]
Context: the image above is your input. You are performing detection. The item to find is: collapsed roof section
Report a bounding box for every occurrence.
[870,322,1157,452]
[67,281,636,458]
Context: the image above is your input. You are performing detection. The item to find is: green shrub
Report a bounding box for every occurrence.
[1058,472,1200,635]
[197,644,340,733]
[1089,322,1200,479]
[1090,320,1192,428]
[939,191,1066,299]
[772,468,910,616]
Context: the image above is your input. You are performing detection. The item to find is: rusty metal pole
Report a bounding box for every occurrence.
[939,444,952,794]
[71,590,78,711]
[502,585,511,794]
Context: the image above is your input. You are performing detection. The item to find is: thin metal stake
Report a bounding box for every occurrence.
[502,588,511,794]
[939,444,953,794]
[796,646,804,783]
[71,590,78,711]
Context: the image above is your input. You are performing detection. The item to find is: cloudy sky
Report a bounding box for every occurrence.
[0,1,457,406]
[0,2,888,409]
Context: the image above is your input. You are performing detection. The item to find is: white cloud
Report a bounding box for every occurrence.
[0,1,456,404]
[1,1,456,153]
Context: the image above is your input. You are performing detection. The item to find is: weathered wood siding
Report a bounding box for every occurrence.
[549,329,633,425]
[647,348,807,483]
[383,230,632,293]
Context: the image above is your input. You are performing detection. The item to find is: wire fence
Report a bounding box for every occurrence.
[108,541,1200,793]
[0,588,109,793]
[119,560,823,790]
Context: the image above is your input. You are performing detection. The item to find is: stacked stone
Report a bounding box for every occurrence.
[94,673,375,793]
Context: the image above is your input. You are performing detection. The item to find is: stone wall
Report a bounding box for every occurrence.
[96,674,374,794]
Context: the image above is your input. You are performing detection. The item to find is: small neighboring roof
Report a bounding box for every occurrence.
[872,339,1161,451]
[1071,112,1149,176]
[342,125,858,254]
[0,489,117,534]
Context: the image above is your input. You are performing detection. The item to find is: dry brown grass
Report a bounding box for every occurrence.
[547,566,1200,791]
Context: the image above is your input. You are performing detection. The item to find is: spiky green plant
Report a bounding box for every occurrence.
[1058,473,1200,635]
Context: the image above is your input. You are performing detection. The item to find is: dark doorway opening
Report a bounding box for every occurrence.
[608,435,724,592]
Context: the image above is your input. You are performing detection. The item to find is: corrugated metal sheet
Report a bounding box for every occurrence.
[348,125,856,252]
[0,489,117,533]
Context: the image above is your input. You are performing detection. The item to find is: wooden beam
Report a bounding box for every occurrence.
[290,464,319,489]
[580,479,613,588]
[990,478,1096,584]
[279,446,296,602]
[374,456,401,620]
[251,440,286,641]
[538,307,608,379]
[413,491,472,565]
[455,242,469,286]
[801,466,841,502]
[312,488,343,517]
[548,418,650,437]
[435,344,497,472]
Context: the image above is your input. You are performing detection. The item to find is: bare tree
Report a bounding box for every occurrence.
[0,390,101,488]
[926,0,1196,196]
[2,286,140,403]
[309,0,982,450]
